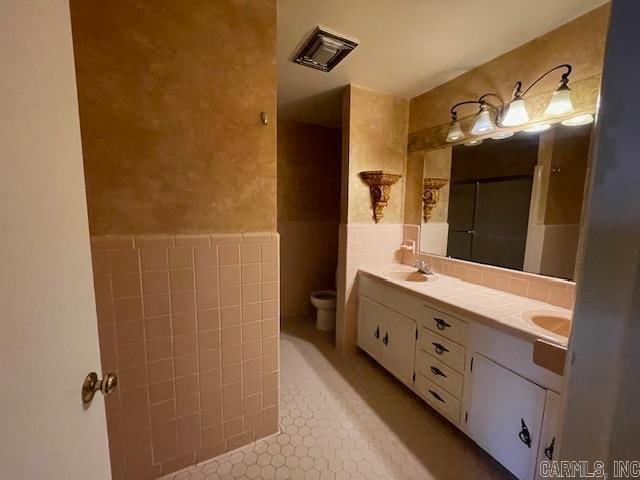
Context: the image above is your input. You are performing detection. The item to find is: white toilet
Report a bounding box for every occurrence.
[310,269,337,331]
[310,290,337,331]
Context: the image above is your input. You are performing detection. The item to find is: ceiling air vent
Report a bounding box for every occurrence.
[293,27,358,72]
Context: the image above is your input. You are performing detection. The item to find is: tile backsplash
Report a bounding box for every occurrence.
[402,225,576,309]
[91,233,279,480]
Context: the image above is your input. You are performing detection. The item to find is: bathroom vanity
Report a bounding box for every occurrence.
[357,265,570,480]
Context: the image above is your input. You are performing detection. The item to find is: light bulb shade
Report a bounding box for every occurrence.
[502,98,529,126]
[544,88,574,117]
[524,123,551,133]
[470,109,495,135]
[445,120,465,142]
[491,131,514,140]
[561,113,593,126]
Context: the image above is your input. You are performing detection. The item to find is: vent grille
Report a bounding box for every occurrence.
[293,27,358,73]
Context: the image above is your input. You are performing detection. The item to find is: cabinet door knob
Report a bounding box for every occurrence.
[518,418,532,448]
[374,326,380,339]
[435,318,451,330]
[383,333,389,346]
[544,437,555,460]
[430,366,447,377]
[432,342,449,355]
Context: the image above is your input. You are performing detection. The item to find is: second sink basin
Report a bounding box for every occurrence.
[523,310,571,337]
[384,270,435,283]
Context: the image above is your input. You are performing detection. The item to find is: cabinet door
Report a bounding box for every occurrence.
[357,295,383,362]
[381,308,417,386]
[535,390,562,480]
[468,354,546,480]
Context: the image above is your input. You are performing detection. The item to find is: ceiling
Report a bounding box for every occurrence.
[277,0,608,127]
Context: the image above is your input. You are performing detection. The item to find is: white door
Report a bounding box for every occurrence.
[467,354,546,480]
[0,1,111,479]
[357,296,383,361]
[535,390,562,480]
[381,309,417,386]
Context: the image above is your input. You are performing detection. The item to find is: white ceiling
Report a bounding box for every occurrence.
[277,0,608,127]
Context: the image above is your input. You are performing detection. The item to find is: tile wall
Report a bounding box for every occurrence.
[91,233,280,480]
[336,224,404,355]
[402,224,576,309]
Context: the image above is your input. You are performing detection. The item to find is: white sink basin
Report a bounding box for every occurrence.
[523,310,571,337]
[384,270,436,283]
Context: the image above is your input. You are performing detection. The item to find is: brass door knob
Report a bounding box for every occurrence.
[82,372,118,403]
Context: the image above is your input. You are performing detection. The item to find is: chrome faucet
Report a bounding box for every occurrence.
[415,259,433,275]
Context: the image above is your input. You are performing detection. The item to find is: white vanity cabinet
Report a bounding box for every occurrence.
[357,295,417,387]
[357,272,566,480]
[535,390,562,480]
[467,354,546,480]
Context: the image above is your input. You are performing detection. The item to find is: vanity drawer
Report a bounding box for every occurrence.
[415,374,461,424]
[421,306,467,345]
[419,328,466,372]
[416,350,464,398]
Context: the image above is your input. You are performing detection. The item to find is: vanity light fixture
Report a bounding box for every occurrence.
[446,64,584,146]
[470,104,495,135]
[445,113,466,142]
[447,94,504,143]
[561,113,594,126]
[464,139,483,146]
[501,96,530,127]
[504,64,575,126]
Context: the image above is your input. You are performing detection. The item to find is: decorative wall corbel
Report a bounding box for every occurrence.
[359,171,402,223]
[422,177,449,222]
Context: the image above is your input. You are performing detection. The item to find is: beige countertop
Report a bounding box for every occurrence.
[359,264,571,347]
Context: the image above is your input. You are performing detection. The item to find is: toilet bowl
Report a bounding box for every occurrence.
[310,290,337,331]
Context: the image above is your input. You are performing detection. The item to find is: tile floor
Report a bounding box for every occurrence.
[162,318,512,480]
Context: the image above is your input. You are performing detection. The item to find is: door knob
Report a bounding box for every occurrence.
[82,372,118,403]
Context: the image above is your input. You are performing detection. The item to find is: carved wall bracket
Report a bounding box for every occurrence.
[422,177,449,222]
[359,171,402,223]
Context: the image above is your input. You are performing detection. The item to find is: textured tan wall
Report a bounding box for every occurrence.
[70,0,277,235]
[277,121,341,319]
[409,5,610,134]
[277,121,341,223]
[343,85,409,224]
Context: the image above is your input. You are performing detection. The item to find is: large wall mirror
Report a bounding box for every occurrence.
[420,123,592,280]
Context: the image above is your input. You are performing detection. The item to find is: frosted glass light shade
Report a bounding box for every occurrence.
[561,113,594,126]
[491,131,514,140]
[470,109,495,135]
[464,139,483,146]
[446,120,465,142]
[502,98,529,126]
[545,88,574,116]
[524,123,551,133]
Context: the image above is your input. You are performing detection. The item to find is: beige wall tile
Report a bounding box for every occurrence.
[91,233,279,477]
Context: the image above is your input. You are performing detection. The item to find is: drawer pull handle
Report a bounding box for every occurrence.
[428,389,445,403]
[518,418,532,448]
[374,326,380,339]
[435,318,451,330]
[432,342,449,355]
[430,366,447,378]
[383,333,389,346]
[544,437,555,460]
